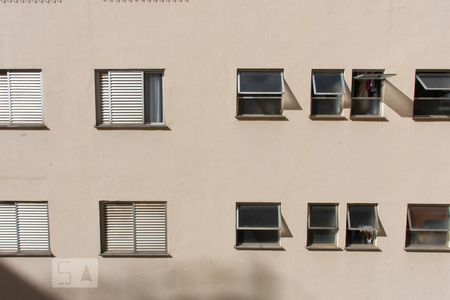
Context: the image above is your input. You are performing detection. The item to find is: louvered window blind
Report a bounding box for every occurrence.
[101,202,167,255]
[0,202,50,255]
[97,70,164,125]
[0,71,44,126]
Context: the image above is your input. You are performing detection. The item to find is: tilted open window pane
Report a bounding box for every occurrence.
[408,206,450,230]
[348,205,377,230]
[238,72,283,94]
[312,73,345,96]
[351,71,385,116]
[238,205,279,228]
[416,74,450,90]
[309,205,338,228]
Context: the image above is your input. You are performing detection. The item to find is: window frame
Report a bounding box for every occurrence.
[345,203,380,251]
[307,203,340,250]
[350,69,393,118]
[0,201,52,257]
[236,69,285,118]
[310,69,346,118]
[99,201,169,257]
[95,69,167,129]
[405,204,450,252]
[235,203,282,250]
[413,70,450,119]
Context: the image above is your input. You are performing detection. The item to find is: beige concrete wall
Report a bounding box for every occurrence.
[0,0,450,299]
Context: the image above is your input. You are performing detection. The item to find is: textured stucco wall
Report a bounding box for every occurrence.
[0,0,450,299]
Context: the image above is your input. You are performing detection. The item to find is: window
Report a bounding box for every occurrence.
[346,204,379,248]
[307,204,338,248]
[96,70,164,126]
[0,70,44,126]
[311,70,345,116]
[100,202,167,256]
[351,70,393,117]
[237,71,284,116]
[414,71,450,117]
[236,203,281,248]
[406,205,450,250]
[0,202,50,255]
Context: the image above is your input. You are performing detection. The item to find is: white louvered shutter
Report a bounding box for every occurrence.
[16,202,50,252]
[0,203,18,253]
[104,203,135,252]
[99,71,144,124]
[135,203,167,253]
[0,73,10,124]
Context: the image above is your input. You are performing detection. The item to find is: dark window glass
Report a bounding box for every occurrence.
[311,98,342,115]
[409,206,449,230]
[416,74,450,90]
[352,79,382,98]
[238,205,279,228]
[406,231,448,247]
[348,206,377,229]
[414,99,450,116]
[239,72,282,93]
[351,99,381,116]
[144,72,163,123]
[308,229,337,245]
[238,98,282,115]
[309,205,337,228]
[237,230,279,244]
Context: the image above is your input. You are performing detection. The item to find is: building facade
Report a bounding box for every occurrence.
[1,0,450,299]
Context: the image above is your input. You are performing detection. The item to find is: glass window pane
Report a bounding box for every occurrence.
[239,72,283,93]
[407,231,449,247]
[238,98,282,115]
[144,72,163,123]
[416,74,450,90]
[309,205,337,228]
[237,229,279,244]
[311,98,342,115]
[352,79,382,98]
[312,73,344,95]
[307,229,337,245]
[409,206,449,230]
[346,229,376,245]
[351,99,381,116]
[238,205,279,228]
[413,99,450,116]
[348,205,377,229]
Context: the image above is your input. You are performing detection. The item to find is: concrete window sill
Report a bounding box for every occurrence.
[100,252,171,258]
[306,245,342,251]
[309,115,347,121]
[235,115,288,121]
[345,245,381,252]
[235,244,284,251]
[95,124,170,130]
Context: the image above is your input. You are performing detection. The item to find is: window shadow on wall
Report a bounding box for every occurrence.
[283,82,302,110]
[281,214,293,238]
[383,81,413,118]
[0,262,57,300]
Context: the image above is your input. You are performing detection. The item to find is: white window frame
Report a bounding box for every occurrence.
[307,203,339,248]
[310,70,345,117]
[236,203,281,248]
[346,204,379,248]
[95,69,165,127]
[236,70,285,117]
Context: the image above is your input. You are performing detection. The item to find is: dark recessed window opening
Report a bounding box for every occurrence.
[236,204,281,247]
[237,71,284,116]
[414,72,450,117]
[351,70,393,116]
[346,204,379,247]
[311,71,345,116]
[307,204,338,247]
[406,205,450,249]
